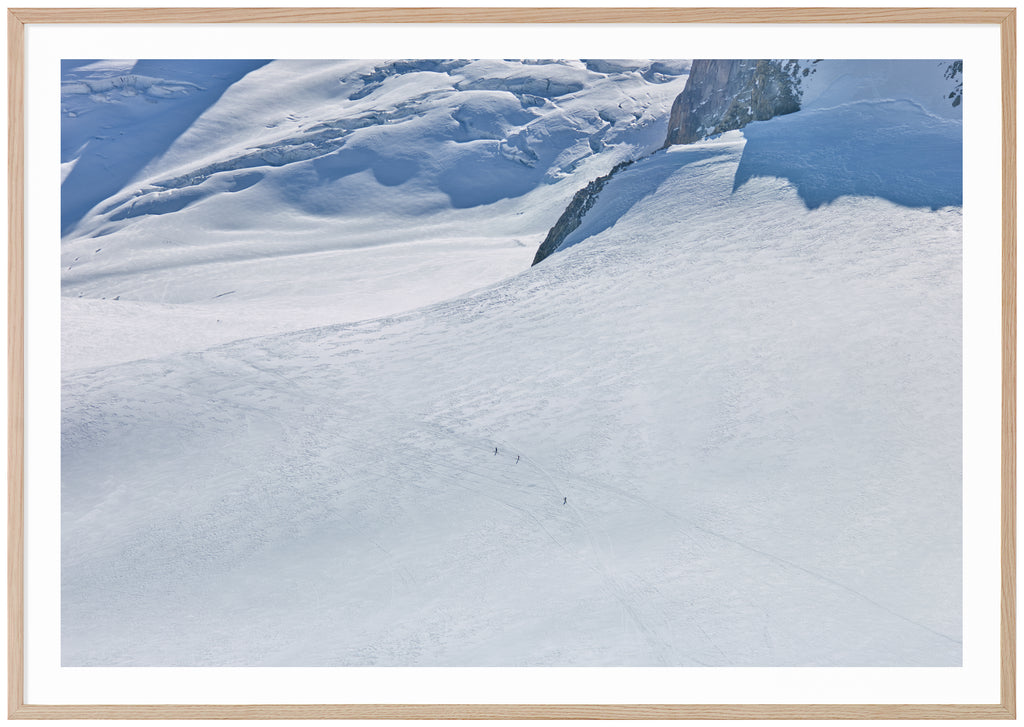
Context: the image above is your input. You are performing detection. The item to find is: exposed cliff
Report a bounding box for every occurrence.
[532,159,633,265]
[532,59,964,267]
[534,60,809,265]
[945,60,962,107]
[663,59,810,147]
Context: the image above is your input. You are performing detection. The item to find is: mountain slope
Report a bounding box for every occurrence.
[534,59,961,265]
[61,59,272,235]
[61,60,689,370]
[62,133,962,668]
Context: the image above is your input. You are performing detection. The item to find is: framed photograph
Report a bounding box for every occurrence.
[8,6,1016,719]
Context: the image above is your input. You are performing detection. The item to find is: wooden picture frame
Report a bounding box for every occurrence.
[8,6,1016,719]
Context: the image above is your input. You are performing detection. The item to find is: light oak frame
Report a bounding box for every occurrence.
[7,7,1016,719]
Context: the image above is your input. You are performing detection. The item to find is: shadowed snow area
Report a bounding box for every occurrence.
[62,60,690,368]
[732,100,962,209]
[555,148,731,253]
[555,99,961,260]
[61,59,270,234]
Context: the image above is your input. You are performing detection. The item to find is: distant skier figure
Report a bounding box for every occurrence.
[494,447,498,455]
[516,455,520,464]
[563,497,567,505]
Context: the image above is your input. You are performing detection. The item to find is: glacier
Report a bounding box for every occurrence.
[61,59,962,667]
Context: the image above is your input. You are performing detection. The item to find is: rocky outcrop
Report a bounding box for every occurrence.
[534,60,810,265]
[531,159,633,265]
[945,60,962,107]
[663,59,809,147]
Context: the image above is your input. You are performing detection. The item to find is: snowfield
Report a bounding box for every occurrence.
[61,60,962,666]
[62,59,689,368]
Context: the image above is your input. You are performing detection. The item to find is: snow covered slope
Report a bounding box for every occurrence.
[62,65,961,667]
[61,59,688,369]
[61,59,271,236]
[800,59,962,118]
[62,59,961,667]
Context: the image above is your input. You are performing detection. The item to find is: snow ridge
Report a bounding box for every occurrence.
[62,74,205,98]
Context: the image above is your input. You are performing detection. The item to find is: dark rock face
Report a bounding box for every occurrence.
[534,60,810,265]
[945,60,962,108]
[663,59,808,147]
[531,159,632,265]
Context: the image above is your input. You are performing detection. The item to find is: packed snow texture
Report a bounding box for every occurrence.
[62,60,962,666]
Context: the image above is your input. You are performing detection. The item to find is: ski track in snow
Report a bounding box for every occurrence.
[499,435,958,660]
[485,437,699,666]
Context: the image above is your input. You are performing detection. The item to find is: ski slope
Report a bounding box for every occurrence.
[61,60,962,666]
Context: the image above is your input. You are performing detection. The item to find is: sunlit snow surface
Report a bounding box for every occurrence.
[62,60,962,666]
[62,59,689,368]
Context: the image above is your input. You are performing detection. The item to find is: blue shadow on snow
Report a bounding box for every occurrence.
[732,100,962,210]
[61,59,270,235]
[557,147,732,253]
